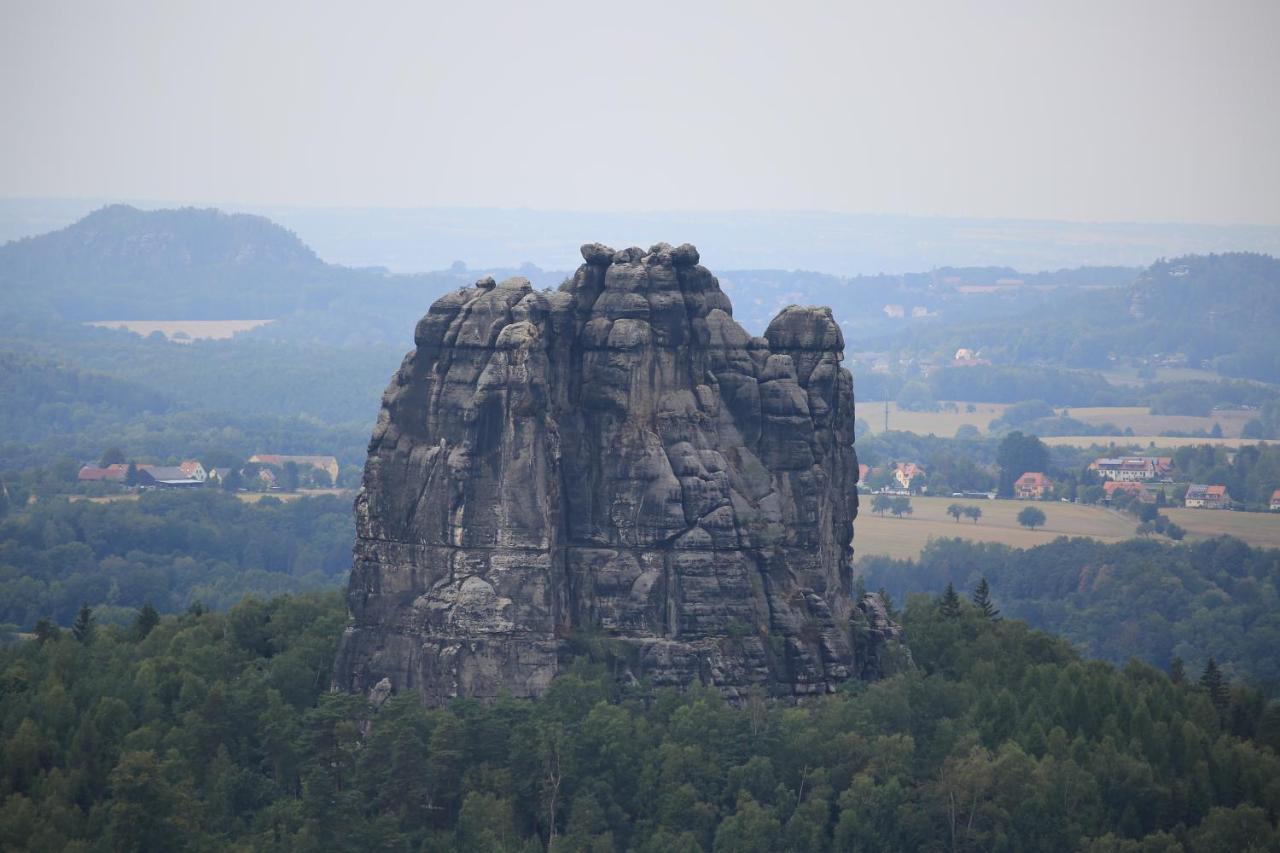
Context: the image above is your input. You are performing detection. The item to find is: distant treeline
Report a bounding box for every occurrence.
[859,536,1280,693]
[863,252,1280,385]
[0,349,374,472]
[0,492,353,630]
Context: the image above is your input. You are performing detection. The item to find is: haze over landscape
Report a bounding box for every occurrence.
[3,2,1280,851]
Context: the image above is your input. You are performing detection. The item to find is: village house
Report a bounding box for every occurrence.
[952,348,992,368]
[138,466,204,489]
[1088,457,1174,482]
[77,463,154,483]
[248,454,340,483]
[1103,480,1156,504]
[77,464,127,482]
[893,462,926,491]
[1270,489,1280,511]
[178,460,207,482]
[858,463,870,483]
[1014,472,1051,500]
[78,459,212,487]
[1184,484,1231,509]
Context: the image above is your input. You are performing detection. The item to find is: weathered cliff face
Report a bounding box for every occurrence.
[334,242,896,705]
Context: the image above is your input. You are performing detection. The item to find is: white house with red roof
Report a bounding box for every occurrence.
[1185,484,1230,509]
[1014,472,1051,500]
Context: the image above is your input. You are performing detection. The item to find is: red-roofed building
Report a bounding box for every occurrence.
[248,454,339,482]
[1185,484,1230,509]
[1104,480,1155,503]
[178,460,207,482]
[77,463,135,483]
[858,463,869,483]
[1270,489,1280,511]
[893,462,926,491]
[1013,472,1051,500]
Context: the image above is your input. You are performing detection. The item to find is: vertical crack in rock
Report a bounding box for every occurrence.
[334,243,899,705]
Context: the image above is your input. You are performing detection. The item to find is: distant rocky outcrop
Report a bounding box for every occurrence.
[334,242,901,705]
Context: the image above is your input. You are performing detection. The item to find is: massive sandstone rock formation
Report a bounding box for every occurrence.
[334,242,900,705]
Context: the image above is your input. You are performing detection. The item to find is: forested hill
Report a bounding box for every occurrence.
[0,205,566,343]
[0,205,344,320]
[863,251,1280,382]
[1130,253,1280,381]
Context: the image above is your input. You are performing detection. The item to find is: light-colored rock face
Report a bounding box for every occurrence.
[335,243,890,706]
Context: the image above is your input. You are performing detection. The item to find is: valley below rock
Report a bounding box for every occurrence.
[334,242,902,705]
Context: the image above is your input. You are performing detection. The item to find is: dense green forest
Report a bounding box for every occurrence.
[2,592,1278,851]
[0,352,373,471]
[858,537,1280,692]
[0,493,353,630]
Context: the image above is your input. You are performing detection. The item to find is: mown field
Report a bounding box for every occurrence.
[1040,435,1258,449]
[853,495,1135,559]
[1163,506,1280,550]
[1065,405,1255,437]
[862,402,1009,436]
[863,401,1258,441]
[854,494,1280,559]
[65,488,351,505]
[84,318,273,341]
[1098,365,1223,386]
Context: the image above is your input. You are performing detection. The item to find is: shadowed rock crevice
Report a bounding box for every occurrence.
[334,242,899,706]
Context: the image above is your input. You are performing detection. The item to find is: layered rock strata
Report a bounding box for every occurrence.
[334,242,895,705]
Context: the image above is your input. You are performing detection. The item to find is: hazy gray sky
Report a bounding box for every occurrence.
[3,0,1278,225]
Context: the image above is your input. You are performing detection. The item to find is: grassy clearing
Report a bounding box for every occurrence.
[1099,366,1224,386]
[1040,435,1260,449]
[861,402,1257,441]
[84,319,273,342]
[1163,507,1280,549]
[861,402,1009,436]
[1065,406,1255,438]
[853,495,1280,560]
[853,495,1135,559]
[66,488,351,505]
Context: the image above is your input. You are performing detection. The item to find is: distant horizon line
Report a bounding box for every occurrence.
[3,195,1279,233]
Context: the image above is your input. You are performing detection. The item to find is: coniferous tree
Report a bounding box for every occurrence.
[132,602,160,640]
[33,617,60,644]
[72,603,95,644]
[125,462,139,487]
[1169,657,1186,684]
[1200,658,1229,715]
[939,583,962,619]
[971,578,1000,621]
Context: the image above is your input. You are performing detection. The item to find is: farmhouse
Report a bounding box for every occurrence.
[893,462,926,491]
[77,464,128,482]
[1089,457,1174,482]
[952,348,992,367]
[1270,489,1280,511]
[137,466,203,489]
[248,454,340,483]
[1184,484,1231,510]
[1103,480,1155,503]
[1014,472,1051,500]
[178,460,207,482]
[858,463,870,483]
